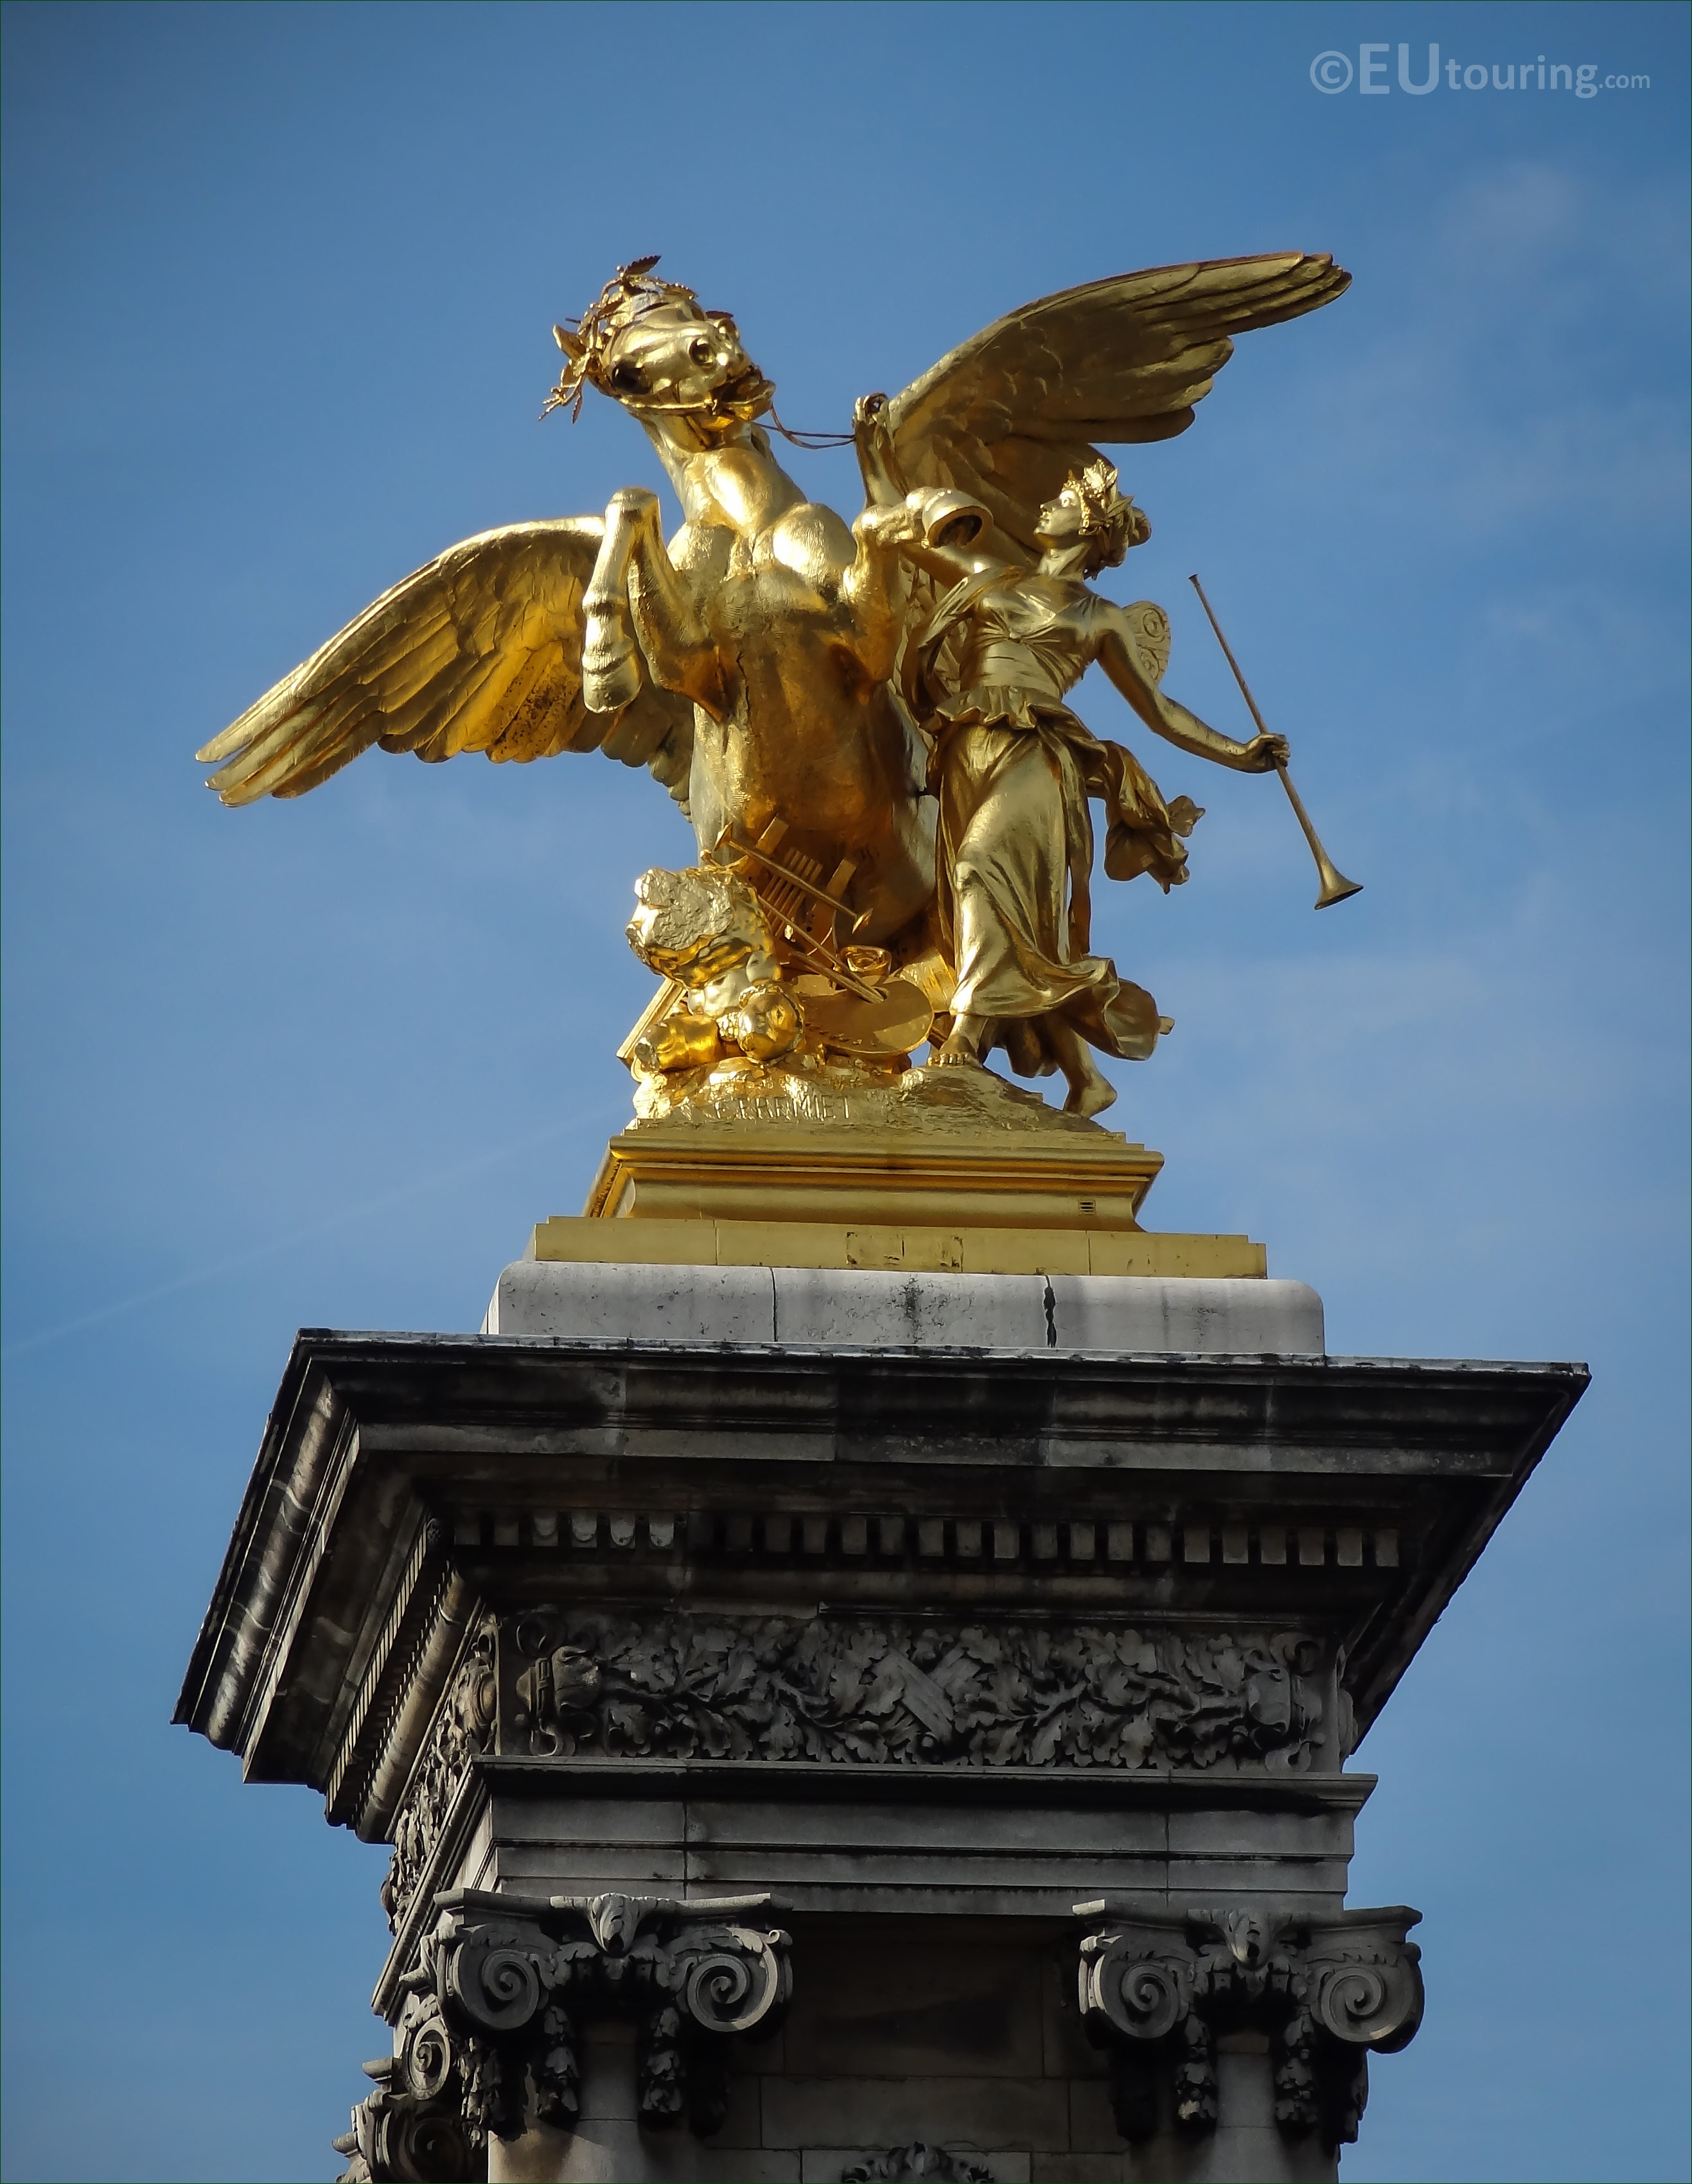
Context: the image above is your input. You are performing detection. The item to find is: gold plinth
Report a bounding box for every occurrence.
[531,1215,1263,1278]
[585,1122,1163,1230]
[531,1061,1266,1278]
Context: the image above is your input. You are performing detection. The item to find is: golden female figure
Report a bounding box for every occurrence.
[871,459,1287,1118]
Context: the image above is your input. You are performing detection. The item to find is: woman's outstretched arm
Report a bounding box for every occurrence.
[1097,610,1287,771]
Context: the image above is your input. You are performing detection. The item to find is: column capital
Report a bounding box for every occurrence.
[1075,1901,1423,2148]
[336,1890,791,2178]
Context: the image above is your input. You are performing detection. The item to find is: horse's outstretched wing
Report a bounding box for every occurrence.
[886,254,1349,558]
[196,518,694,810]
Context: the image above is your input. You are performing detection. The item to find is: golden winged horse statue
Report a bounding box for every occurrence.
[198,254,1348,1114]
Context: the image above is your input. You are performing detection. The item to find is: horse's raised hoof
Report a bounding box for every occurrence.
[606,485,660,519]
[583,613,642,713]
[585,664,642,713]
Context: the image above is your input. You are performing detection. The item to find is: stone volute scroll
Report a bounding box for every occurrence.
[334,1889,791,2181]
[1074,1900,1424,2151]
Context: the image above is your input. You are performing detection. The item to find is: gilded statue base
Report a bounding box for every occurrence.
[534,1059,1265,1278]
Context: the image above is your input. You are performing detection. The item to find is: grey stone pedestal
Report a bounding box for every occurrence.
[176,1265,1584,2182]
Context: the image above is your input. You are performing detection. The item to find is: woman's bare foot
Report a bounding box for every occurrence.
[934,1011,991,1068]
[1063,1062,1118,1118]
[1046,1018,1118,1118]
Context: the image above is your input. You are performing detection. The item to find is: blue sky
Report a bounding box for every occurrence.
[1,3,1686,2179]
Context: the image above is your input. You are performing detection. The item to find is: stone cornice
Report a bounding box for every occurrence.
[175,1334,1586,1816]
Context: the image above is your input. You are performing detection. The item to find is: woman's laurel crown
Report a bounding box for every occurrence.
[1070,458,1128,536]
[1064,458,1149,568]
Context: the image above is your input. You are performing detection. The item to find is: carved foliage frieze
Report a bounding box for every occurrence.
[382,1622,497,1932]
[1076,1905,1423,2150]
[504,1610,1325,1774]
[840,2149,996,2183]
[338,1890,790,2178]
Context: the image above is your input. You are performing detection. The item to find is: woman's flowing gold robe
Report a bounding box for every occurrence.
[912,571,1198,1071]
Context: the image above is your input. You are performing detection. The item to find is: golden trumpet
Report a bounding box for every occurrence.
[1188,574,1362,910]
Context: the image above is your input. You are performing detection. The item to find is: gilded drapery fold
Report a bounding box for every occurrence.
[915,567,1198,1067]
[933,701,1168,1065]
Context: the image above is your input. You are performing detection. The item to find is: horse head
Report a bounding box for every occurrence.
[548,260,773,438]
